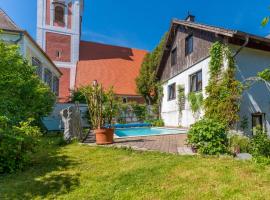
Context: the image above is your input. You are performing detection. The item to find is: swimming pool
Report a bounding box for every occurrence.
[115,127,186,137]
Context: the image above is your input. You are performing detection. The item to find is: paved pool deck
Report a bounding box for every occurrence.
[84,132,191,154]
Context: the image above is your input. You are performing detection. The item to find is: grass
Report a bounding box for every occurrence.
[1,136,270,200]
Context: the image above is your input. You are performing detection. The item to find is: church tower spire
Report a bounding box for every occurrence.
[37,0,84,101]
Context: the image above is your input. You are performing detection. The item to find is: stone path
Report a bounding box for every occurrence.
[84,132,193,154]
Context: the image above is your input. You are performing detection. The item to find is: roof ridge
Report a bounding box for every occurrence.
[80,40,148,52]
[172,18,237,33]
[172,18,270,42]
[0,8,21,30]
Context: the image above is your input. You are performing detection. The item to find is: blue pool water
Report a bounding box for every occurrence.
[115,128,186,137]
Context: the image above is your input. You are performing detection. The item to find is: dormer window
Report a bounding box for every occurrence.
[54,5,65,25]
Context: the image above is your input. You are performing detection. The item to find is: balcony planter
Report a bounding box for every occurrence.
[95,128,114,145]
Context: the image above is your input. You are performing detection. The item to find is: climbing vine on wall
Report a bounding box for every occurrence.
[204,42,243,128]
[188,92,203,114]
[177,85,185,115]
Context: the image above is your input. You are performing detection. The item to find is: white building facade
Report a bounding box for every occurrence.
[0,8,62,96]
[157,16,270,136]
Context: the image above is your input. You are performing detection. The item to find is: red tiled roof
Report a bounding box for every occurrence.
[76,41,148,96]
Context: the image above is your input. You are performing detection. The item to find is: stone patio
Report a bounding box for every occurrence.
[84,132,193,154]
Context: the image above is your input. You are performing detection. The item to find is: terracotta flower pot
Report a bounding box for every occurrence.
[94,128,114,145]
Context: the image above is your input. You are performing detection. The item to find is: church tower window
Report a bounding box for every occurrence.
[54,5,65,25]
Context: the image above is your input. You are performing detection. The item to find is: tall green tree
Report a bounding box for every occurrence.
[0,41,55,124]
[136,33,166,105]
[259,13,270,82]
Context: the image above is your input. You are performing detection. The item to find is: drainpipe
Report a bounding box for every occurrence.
[233,35,249,58]
[14,32,23,44]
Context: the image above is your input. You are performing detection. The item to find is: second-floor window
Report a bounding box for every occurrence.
[32,57,42,79]
[185,35,193,55]
[190,70,202,92]
[44,68,53,89]
[171,48,177,66]
[54,6,65,24]
[52,76,60,96]
[168,83,176,101]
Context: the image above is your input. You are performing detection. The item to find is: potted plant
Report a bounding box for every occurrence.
[83,81,117,145]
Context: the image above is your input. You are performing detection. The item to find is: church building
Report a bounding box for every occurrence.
[37,0,147,103]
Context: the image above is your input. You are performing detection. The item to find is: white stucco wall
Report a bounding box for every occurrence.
[233,46,270,136]
[161,57,210,128]
[161,45,270,136]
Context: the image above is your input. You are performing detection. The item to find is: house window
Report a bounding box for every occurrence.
[252,113,264,134]
[190,70,202,92]
[185,35,193,55]
[44,68,53,89]
[171,48,177,66]
[54,6,65,24]
[32,57,42,79]
[168,83,176,101]
[52,76,59,96]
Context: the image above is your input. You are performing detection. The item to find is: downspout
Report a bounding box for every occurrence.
[232,35,249,58]
[14,32,23,44]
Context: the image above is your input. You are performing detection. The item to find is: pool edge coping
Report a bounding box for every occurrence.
[114,127,187,139]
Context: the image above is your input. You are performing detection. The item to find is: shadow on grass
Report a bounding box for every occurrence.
[0,135,80,199]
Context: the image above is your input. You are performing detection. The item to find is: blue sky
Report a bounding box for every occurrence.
[0,0,270,51]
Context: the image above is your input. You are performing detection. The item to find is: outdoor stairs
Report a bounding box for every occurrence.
[83,131,95,144]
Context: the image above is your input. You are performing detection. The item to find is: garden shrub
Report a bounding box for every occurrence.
[188,118,228,155]
[145,119,164,127]
[129,102,147,122]
[0,41,54,174]
[0,42,55,124]
[187,92,203,114]
[250,127,270,158]
[0,117,41,173]
[228,133,251,154]
[70,88,86,103]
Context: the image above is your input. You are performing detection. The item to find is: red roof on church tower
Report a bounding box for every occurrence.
[75,41,148,96]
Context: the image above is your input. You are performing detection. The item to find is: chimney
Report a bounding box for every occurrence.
[185,14,195,22]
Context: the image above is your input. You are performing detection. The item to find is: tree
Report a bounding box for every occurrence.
[262,16,270,27]
[0,41,55,124]
[136,33,167,105]
[259,12,270,82]
[71,88,86,103]
[258,68,270,82]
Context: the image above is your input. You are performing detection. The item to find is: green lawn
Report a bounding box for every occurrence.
[1,136,270,200]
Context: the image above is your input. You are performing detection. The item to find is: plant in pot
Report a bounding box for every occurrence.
[83,81,117,145]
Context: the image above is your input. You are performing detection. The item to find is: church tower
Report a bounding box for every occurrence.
[36,0,84,101]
